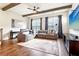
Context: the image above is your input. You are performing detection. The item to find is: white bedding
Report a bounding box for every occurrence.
[11,28,20,32]
[18,39,59,56]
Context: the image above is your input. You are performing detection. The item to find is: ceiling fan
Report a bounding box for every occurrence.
[27,6,40,13]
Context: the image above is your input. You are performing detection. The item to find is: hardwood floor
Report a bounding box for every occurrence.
[0,39,56,56]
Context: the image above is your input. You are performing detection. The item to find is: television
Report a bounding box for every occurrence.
[69,5,79,30]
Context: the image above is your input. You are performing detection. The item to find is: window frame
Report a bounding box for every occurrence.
[32,18,41,32]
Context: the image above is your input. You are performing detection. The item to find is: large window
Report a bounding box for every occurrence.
[48,16,59,33]
[32,18,40,32]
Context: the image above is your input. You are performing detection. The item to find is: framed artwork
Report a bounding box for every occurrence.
[69,5,79,30]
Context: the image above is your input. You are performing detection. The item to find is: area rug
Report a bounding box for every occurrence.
[17,39,59,56]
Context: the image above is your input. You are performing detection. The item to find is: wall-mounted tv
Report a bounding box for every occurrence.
[69,5,79,30]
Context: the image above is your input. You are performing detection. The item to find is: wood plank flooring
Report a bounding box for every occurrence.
[0,39,57,56]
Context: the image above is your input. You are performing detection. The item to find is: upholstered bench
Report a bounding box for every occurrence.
[17,32,26,42]
[35,33,57,40]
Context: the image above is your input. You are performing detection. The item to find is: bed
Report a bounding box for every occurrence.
[18,38,59,56]
[10,28,29,39]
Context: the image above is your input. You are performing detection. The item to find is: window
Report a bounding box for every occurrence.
[48,16,59,33]
[32,18,40,32]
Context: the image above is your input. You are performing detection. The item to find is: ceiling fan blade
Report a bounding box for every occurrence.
[27,8,33,10]
[34,6,36,9]
[37,7,40,9]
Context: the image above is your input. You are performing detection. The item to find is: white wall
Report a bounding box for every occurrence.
[0,10,26,39]
[62,11,69,34]
[24,17,31,30]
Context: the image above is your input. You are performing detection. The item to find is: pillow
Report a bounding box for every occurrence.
[48,30,51,34]
[38,30,47,34]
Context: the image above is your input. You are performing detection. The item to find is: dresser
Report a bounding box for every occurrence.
[69,40,79,56]
[69,34,79,56]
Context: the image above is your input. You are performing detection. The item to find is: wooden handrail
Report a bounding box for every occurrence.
[0,28,3,46]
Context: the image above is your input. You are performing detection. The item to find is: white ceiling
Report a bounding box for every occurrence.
[0,3,72,16]
[7,3,72,15]
[0,3,10,8]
